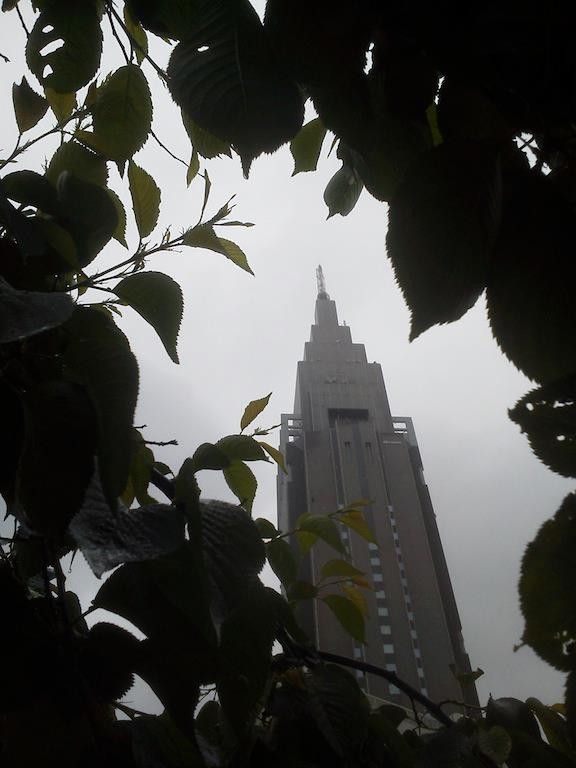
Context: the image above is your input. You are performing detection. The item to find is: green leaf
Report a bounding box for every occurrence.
[186,148,199,186]
[296,529,318,555]
[519,493,576,670]
[387,139,501,340]
[240,392,272,431]
[290,118,327,174]
[46,141,108,188]
[115,272,182,364]
[189,443,230,473]
[62,307,139,506]
[307,664,370,758]
[477,726,512,766]
[183,224,253,274]
[486,696,542,739]
[12,76,48,133]
[287,580,318,600]
[2,170,61,216]
[44,87,76,125]
[339,509,377,543]
[341,583,369,618]
[299,514,344,553]
[320,559,365,581]
[323,163,363,218]
[259,441,287,473]
[217,434,267,462]
[267,538,298,586]
[174,458,200,516]
[369,712,414,768]
[79,64,152,163]
[509,378,576,478]
[526,698,575,757]
[254,517,278,539]
[124,0,198,40]
[132,713,202,768]
[129,439,155,506]
[123,4,148,66]
[70,479,185,578]
[224,459,257,513]
[167,0,304,173]
[56,172,118,267]
[107,189,129,248]
[321,595,365,643]
[0,276,73,343]
[182,112,232,159]
[26,3,102,93]
[128,160,161,238]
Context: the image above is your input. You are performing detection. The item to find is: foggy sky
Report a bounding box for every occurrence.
[1,7,573,709]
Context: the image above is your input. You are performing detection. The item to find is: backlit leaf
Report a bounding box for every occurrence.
[290,118,326,175]
[128,160,161,238]
[323,163,363,218]
[12,76,48,133]
[259,441,286,473]
[224,459,257,513]
[44,87,76,125]
[339,509,376,543]
[267,538,297,586]
[255,518,278,539]
[217,434,267,462]
[123,4,148,65]
[46,141,108,188]
[189,443,230,473]
[341,583,369,617]
[182,112,232,159]
[299,514,344,553]
[320,559,365,581]
[526,697,574,757]
[322,595,365,643]
[115,271,183,364]
[183,225,253,274]
[186,148,199,186]
[107,189,129,248]
[240,392,272,431]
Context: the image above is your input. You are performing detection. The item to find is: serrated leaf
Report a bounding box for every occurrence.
[183,224,253,274]
[224,459,257,513]
[259,441,286,473]
[321,594,365,643]
[167,0,303,172]
[79,64,152,163]
[2,170,61,216]
[26,3,102,93]
[0,276,73,343]
[299,514,344,553]
[255,517,278,539]
[478,726,512,766]
[107,189,128,248]
[186,148,199,186]
[46,141,108,188]
[123,4,148,65]
[240,392,272,431]
[217,434,267,462]
[290,118,327,174]
[323,163,363,218]
[387,139,501,340]
[44,87,76,125]
[182,112,232,159]
[12,77,48,133]
[62,307,139,506]
[267,537,298,586]
[114,271,183,364]
[519,493,576,671]
[128,160,161,238]
[339,509,377,543]
[320,559,365,581]
[341,584,369,618]
[70,474,185,578]
[189,443,230,473]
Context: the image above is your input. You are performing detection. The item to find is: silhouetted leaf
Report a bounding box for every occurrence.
[486,696,541,740]
[299,515,344,553]
[183,224,253,273]
[287,580,318,600]
[187,147,199,186]
[62,307,139,506]
[387,139,501,339]
[217,434,267,462]
[183,112,232,159]
[107,189,128,248]
[190,443,230,473]
[240,392,272,431]
[44,87,76,125]
[224,459,257,512]
[123,4,148,66]
[267,538,298,586]
[26,3,102,93]
[323,163,363,218]
[168,0,303,173]
[115,271,183,363]
[519,493,576,671]
[128,160,161,238]
[125,0,197,39]
[510,377,576,478]
[290,118,326,174]
[255,517,278,539]
[321,595,365,643]
[320,559,365,581]
[79,64,152,163]
[526,698,574,757]
[0,276,73,343]
[2,170,60,216]
[477,726,512,766]
[339,508,376,543]
[12,76,48,133]
[132,713,203,768]
[46,141,108,188]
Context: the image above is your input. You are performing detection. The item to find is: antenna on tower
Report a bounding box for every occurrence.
[316,264,329,299]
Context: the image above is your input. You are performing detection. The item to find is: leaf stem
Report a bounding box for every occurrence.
[106,3,168,84]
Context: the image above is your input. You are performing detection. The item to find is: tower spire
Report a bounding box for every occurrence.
[316,264,329,299]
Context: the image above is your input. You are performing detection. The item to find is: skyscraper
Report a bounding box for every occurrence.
[277,269,478,707]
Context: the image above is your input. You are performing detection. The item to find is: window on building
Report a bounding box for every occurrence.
[383,644,394,654]
[344,441,351,448]
[370,556,381,566]
[377,607,389,617]
[373,573,383,583]
[386,663,397,672]
[376,590,386,599]
[380,625,392,635]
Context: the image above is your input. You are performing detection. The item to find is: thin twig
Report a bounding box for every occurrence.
[107,9,131,65]
[151,129,188,167]
[142,439,179,447]
[15,5,29,37]
[107,3,168,84]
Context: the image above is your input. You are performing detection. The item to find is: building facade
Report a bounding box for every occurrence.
[277,272,478,706]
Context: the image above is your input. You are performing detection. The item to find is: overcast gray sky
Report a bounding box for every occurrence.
[1,6,573,708]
